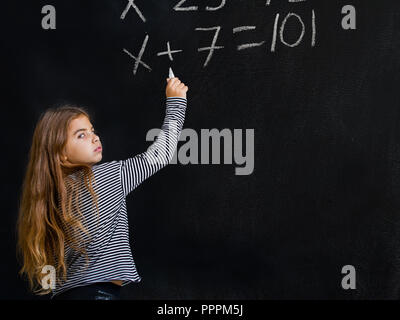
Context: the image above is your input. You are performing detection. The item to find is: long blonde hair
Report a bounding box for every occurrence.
[16,104,100,295]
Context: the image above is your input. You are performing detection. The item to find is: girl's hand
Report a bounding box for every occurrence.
[166,77,189,99]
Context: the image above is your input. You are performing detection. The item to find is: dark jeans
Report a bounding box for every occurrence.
[52,282,122,300]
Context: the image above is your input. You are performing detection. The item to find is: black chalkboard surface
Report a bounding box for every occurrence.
[4,0,400,299]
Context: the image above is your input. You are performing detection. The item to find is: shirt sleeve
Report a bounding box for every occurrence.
[119,97,187,197]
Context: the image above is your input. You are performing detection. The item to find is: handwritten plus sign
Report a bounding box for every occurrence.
[157,42,183,61]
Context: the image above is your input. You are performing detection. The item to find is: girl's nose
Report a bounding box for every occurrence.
[91,132,99,142]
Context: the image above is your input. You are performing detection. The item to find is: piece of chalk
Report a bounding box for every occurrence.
[169,67,175,78]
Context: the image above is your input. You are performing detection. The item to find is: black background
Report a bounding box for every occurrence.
[3,0,400,299]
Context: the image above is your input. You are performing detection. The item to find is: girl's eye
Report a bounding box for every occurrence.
[78,130,97,139]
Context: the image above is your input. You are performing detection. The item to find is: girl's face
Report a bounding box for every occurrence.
[63,114,102,166]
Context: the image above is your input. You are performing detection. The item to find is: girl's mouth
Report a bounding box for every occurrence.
[94,146,102,152]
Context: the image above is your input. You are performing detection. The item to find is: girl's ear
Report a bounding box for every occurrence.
[59,152,67,163]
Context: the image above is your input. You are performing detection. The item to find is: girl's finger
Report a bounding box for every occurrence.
[169,78,178,85]
[171,81,181,88]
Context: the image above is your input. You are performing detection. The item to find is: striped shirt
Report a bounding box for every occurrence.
[50,97,187,299]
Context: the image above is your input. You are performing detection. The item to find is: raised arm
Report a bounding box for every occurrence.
[120,78,188,197]
[119,97,187,197]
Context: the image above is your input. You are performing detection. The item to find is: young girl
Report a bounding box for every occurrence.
[16,77,189,300]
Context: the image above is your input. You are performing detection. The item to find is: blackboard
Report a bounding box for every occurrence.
[4,0,400,299]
